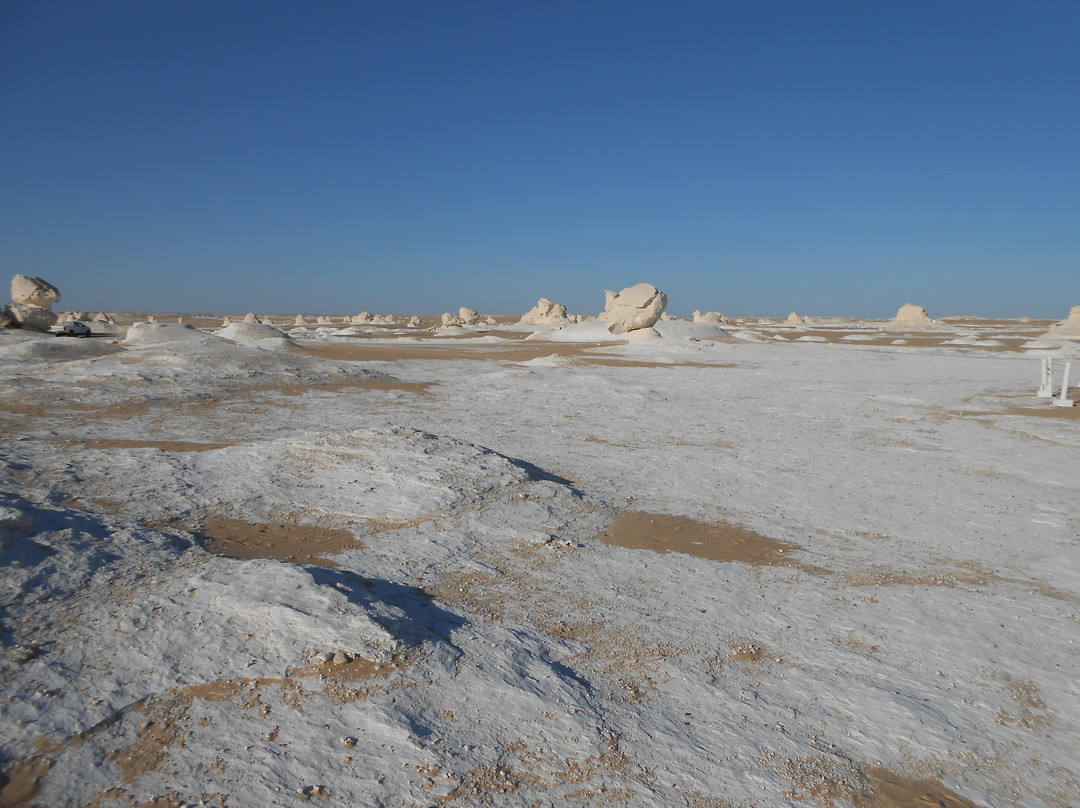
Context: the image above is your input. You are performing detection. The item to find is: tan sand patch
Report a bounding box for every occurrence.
[193,516,363,567]
[302,341,615,364]
[594,511,820,572]
[0,755,55,808]
[75,439,234,452]
[853,766,980,808]
[773,756,981,808]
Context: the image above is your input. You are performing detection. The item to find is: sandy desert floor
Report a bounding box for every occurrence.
[1,315,1078,807]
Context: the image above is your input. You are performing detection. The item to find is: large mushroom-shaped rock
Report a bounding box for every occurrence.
[11,275,60,309]
[884,303,933,332]
[459,307,481,326]
[604,283,667,336]
[519,298,570,326]
[1041,305,1080,340]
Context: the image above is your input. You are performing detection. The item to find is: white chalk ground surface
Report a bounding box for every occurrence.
[1,322,1078,807]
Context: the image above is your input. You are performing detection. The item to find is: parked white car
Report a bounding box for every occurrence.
[49,320,92,337]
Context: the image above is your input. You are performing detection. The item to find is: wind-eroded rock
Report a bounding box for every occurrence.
[605,283,667,335]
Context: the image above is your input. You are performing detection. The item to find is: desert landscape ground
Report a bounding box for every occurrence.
[2,305,1079,807]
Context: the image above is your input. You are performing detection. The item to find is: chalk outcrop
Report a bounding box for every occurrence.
[519,298,570,326]
[884,303,934,332]
[459,307,481,326]
[786,312,805,326]
[605,283,667,337]
[5,274,61,330]
[441,313,464,328]
[1041,305,1080,340]
[11,275,61,309]
[693,311,727,325]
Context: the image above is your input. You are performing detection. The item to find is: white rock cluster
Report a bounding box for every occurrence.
[4,275,61,331]
[605,283,667,341]
[693,310,727,325]
[520,298,570,326]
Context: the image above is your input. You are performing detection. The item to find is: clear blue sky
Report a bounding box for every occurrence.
[2,1,1077,317]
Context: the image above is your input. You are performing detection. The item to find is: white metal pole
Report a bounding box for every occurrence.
[1053,361,1074,407]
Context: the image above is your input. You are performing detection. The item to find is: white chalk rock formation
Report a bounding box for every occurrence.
[407,316,421,327]
[884,303,934,332]
[295,315,308,325]
[1041,305,1080,340]
[459,307,481,325]
[693,310,726,325]
[11,275,60,309]
[5,302,58,331]
[441,312,464,328]
[122,322,217,346]
[786,312,805,326]
[6,274,62,330]
[215,320,296,350]
[352,312,373,324]
[243,313,257,324]
[93,312,116,323]
[604,283,667,335]
[519,298,570,326]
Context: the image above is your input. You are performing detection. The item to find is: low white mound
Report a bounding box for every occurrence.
[524,320,622,342]
[519,298,570,326]
[1041,305,1080,340]
[604,283,667,335]
[653,319,733,341]
[884,303,934,332]
[215,320,296,351]
[795,335,827,342]
[121,322,222,346]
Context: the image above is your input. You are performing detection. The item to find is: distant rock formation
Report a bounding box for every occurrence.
[407,316,422,327]
[459,307,481,325]
[605,283,667,339]
[4,274,61,331]
[295,315,308,325]
[243,313,257,324]
[884,303,934,332]
[519,298,570,326]
[693,310,727,325]
[785,312,805,326]
[441,312,464,328]
[1041,305,1080,340]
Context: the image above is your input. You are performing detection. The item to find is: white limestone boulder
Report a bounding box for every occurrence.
[459,307,481,325]
[604,283,667,335]
[5,302,58,331]
[11,275,60,309]
[884,303,934,332]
